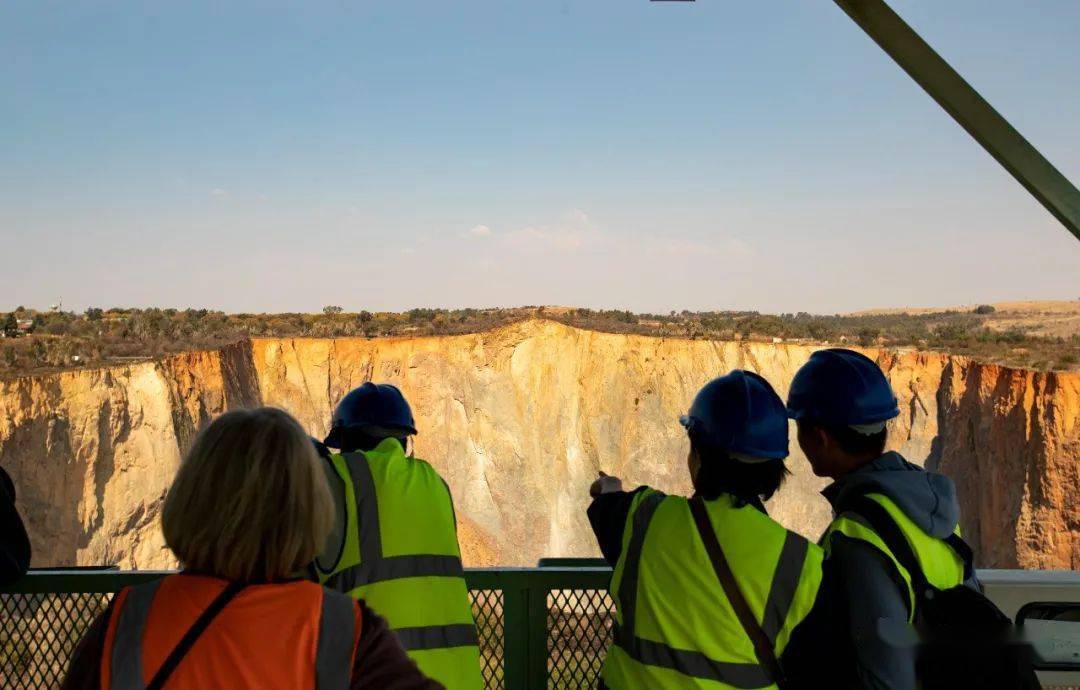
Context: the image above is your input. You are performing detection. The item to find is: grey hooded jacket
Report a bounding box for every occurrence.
[785,451,974,690]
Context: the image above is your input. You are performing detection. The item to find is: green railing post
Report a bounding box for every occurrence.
[526,581,549,688]
[501,583,531,689]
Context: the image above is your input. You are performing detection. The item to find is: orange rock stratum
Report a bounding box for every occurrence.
[1,320,1076,569]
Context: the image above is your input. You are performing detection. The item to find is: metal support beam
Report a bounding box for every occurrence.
[833,0,1080,241]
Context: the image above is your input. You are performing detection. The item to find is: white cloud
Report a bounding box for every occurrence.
[210,188,228,198]
[401,247,416,255]
[464,224,492,239]
[503,209,604,252]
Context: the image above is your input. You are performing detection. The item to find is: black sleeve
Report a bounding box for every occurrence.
[586,487,647,567]
[0,467,31,585]
[829,535,917,690]
[783,534,916,690]
[780,570,836,689]
[352,599,443,689]
[311,437,332,459]
[61,602,114,690]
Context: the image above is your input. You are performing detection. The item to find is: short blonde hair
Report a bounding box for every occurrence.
[162,407,333,582]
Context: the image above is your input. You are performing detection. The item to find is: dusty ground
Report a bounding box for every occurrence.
[850,300,1080,338]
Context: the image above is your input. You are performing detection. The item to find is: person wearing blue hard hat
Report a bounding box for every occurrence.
[308,383,484,690]
[588,370,824,689]
[783,349,977,690]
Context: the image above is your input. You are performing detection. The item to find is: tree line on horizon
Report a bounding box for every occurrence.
[0,304,1076,379]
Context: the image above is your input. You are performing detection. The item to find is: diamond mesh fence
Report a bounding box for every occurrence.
[470,588,505,689]
[547,589,615,690]
[0,583,616,690]
[1,591,113,689]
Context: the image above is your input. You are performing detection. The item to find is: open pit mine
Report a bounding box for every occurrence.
[1,320,1077,571]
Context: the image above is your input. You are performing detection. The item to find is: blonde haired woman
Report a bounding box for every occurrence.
[63,407,440,690]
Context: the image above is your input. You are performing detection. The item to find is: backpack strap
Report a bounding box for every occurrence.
[844,495,936,602]
[689,497,787,689]
[842,492,974,582]
[943,533,975,581]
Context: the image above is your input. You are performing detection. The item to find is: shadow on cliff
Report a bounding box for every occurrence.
[933,360,1032,569]
[84,391,141,561]
[0,382,81,566]
[220,340,263,410]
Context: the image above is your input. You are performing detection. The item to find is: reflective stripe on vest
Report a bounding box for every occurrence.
[110,580,161,690]
[316,588,359,690]
[606,490,822,689]
[822,492,965,621]
[394,623,480,651]
[324,554,465,591]
[107,578,356,690]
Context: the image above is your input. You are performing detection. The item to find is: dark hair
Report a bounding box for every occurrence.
[338,428,407,453]
[820,423,887,458]
[689,430,789,506]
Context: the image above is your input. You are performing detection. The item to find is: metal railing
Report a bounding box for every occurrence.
[0,566,616,690]
[7,567,1079,689]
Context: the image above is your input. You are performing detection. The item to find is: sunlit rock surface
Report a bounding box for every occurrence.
[2,320,1077,569]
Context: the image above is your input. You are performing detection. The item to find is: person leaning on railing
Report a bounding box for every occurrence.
[308,383,482,690]
[587,371,823,690]
[0,464,31,585]
[61,407,441,690]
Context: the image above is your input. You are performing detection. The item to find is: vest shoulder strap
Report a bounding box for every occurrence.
[316,588,359,690]
[688,496,786,689]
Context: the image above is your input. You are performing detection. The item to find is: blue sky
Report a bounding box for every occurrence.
[2,0,1077,314]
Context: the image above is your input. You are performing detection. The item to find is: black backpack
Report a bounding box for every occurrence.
[843,494,1039,690]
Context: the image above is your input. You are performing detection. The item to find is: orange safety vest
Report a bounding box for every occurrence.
[101,574,361,690]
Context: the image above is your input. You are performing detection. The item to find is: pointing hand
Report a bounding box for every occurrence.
[590,471,624,498]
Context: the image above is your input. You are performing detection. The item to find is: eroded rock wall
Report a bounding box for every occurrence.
[1,320,1076,569]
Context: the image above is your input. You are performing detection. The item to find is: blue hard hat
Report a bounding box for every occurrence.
[679,370,789,460]
[786,348,899,426]
[324,383,417,448]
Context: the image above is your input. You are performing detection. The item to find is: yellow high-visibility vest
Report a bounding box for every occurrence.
[603,489,824,689]
[314,439,482,690]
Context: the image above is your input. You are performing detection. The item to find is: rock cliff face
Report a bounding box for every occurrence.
[1,320,1076,569]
